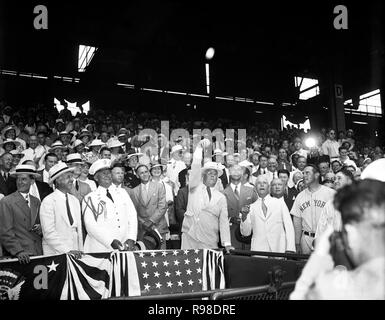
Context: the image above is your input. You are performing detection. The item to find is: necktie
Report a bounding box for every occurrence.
[65,194,74,225]
[75,180,79,191]
[3,172,8,182]
[106,189,114,203]
[206,186,212,201]
[25,195,30,208]
[142,184,148,203]
[234,185,240,201]
[261,198,268,217]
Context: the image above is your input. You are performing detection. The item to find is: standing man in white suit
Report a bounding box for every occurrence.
[40,162,84,258]
[83,159,137,253]
[240,175,295,253]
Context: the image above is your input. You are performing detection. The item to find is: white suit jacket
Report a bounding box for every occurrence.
[240,195,295,252]
[181,145,231,249]
[40,189,83,255]
[82,185,138,253]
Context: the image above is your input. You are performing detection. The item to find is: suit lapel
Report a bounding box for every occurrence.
[14,192,31,220]
[30,196,39,227]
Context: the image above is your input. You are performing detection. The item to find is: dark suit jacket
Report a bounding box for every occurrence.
[0,174,17,196]
[35,180,53,202]
[252,166,268,178]
[0,192,43,256]
[131,181,168,239]
[175,186,189,233]
[124,169,141,189]
[277,161,293,172]
[220,169,230,189]
[223,184,258,249]
[283,187,298,212]
[178,167,190,189]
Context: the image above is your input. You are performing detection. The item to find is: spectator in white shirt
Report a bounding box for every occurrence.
[21,134,46,166]
[321,129,340,160]
[339,146,357,170]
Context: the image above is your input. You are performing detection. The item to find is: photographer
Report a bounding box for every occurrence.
[291,178,385,300]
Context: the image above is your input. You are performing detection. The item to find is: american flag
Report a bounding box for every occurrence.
[110,249,225,297]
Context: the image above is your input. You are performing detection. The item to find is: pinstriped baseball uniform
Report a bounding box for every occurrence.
[290,186,335,254]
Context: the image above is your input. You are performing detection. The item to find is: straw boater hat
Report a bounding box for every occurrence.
[107,139,125,149]
[48,141,66,152]
[89,158,112,176]
[48,162,75,183]
[202,161,223,177]
[78,129,92,139]
[0,139,20,148]
[170,145,183,155]
[10,164,41,178]
[126,149,144,159]
[88,139,105,148]
[150,162,166,172]
[66,153,83,165]
[72,139,84,149]
[10,150,23,157]
[1,125,21,139]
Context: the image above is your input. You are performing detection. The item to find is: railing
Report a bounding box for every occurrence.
[108,281,297,300]
[211,281,296,300]
[228,249,309,260]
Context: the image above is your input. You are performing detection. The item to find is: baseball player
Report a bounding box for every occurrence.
[290,165,335,254]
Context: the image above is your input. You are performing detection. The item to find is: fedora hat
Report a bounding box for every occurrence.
[0,138,20,148]
[89,158,112,175]
[10,164,41,178]
[49,162,75,183]
[134,228,163,251]
[202,161,223,177]
[66,153,83,165]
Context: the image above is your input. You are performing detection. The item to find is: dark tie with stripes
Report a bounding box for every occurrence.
[206,186,212,201]
[65,193,74,225]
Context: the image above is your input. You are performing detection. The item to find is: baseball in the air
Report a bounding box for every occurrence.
[205,47,215,60]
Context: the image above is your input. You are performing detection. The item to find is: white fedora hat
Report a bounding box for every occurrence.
[10,164,41,178]
[202,161,223,177]
[66,153,83,165]
[88,139,105,148]
[89,158,112,175]
[49,162,75,183]
[170,145,183,154]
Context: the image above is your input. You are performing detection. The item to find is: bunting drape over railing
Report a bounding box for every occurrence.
[0,249,225,300]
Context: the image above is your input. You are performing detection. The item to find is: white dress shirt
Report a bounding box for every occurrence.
[29,182,41,201]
